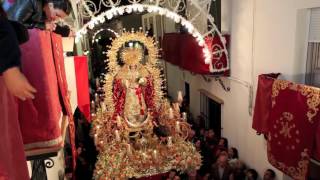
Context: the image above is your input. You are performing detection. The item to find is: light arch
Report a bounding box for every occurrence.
[76,1,229,73]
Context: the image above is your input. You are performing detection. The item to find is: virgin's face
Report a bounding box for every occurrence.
[129,65,137,70]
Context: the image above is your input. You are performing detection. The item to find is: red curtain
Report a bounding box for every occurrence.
[253,74,320,180]
[19,29,62,150]
[74,56,91,121]
[162,33,229,75]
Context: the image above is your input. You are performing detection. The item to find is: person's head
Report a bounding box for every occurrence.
[217,153,228,168]
[207,129,215,139]
[228,147,239,159]
[200,128,205,135]
[43,0,72,21]
[246,169,258,180]
[195,139,202,149]
[263,169,276,180]
[168,169,177,179]
[219,137,228,149]
[234,159,246,171]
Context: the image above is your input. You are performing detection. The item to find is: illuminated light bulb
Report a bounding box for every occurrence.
[138,6,144,12]
[117,8,124,15]
[182,112,187,120]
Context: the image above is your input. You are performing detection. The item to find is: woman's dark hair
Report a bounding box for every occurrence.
[220,137,229,149]
[230,147,239,159]
[49,0,72,15]
[266,169,276,178]
[247,169,258,180]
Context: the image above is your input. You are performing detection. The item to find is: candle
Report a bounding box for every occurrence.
[182,112,187,120]
[153,150,158,159]
[177,91,183,103]
[127,144,132,155]
[115,130,120,142]
[116,115,122,127]
[168,137,172,147]
[91,100,95,109]
[95,93,99,102]
[94,134,98,143]
[176,121,181,133]
[100,102,106,112]
[169,108,174,119]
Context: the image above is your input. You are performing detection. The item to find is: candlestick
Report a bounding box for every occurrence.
[168,136,172,147]
[115,130,120,142]
[169,108,174,119]
[177,91,183,103]
[182,112,187,120]
[176,121,181,133]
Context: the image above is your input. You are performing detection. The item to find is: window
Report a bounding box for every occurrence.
[305,8,320,87]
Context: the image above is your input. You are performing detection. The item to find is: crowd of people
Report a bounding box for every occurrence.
[164,116,276,180]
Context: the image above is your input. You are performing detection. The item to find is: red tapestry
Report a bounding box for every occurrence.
[253,74,320,180]
[74,56,91,121]
[19,29,62,150]
[162,33,229,75]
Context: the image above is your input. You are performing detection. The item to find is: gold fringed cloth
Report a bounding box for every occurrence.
[253,74,320,180]
[19,29,62,151]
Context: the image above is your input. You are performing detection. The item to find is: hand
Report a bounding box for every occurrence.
[3,67,37,101]
[45,21,56,31]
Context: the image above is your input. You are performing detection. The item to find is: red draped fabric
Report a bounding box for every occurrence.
[74,56,91,121]
[51,33,77,172]
[253,74,320,180]
[0,77,29,180]
[162,33,229,75]
[252,73,280,133]
[19,29,62,150]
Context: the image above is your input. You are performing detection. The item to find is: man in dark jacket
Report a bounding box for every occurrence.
[5,0,72,32]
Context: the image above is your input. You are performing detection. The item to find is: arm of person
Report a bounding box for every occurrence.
[0,17,37,100]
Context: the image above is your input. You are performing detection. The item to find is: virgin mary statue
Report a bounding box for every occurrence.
[113,46,155,124]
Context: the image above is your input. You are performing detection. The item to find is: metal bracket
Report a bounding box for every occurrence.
[201,75,230,92]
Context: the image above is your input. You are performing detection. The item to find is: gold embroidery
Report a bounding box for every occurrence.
[268,144,309,180]
[279,112,294,139]
[272,80,320,123]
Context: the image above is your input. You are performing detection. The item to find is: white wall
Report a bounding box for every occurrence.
[165,0,320,179]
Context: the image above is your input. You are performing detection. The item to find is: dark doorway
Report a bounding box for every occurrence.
[200,91,222,138]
